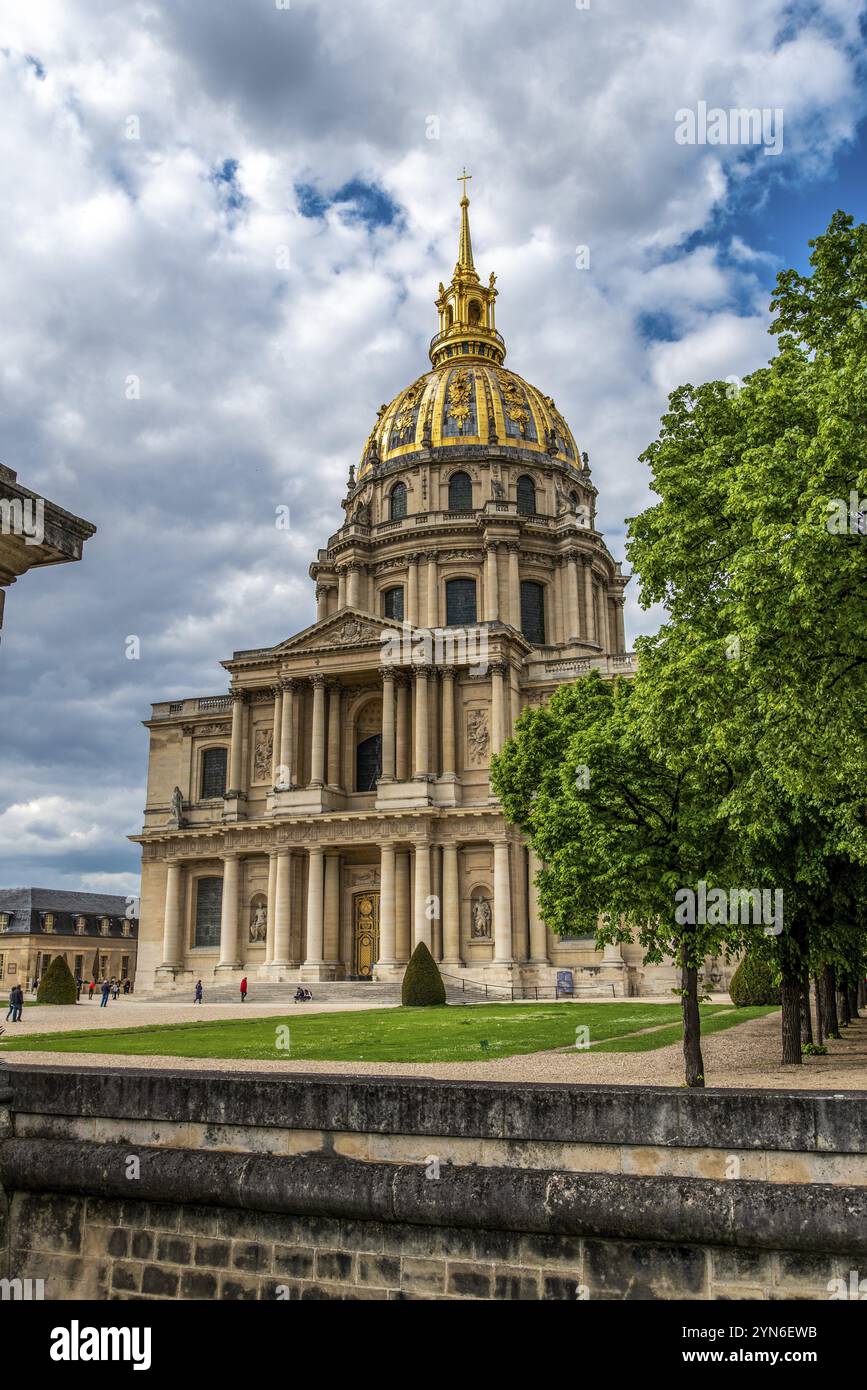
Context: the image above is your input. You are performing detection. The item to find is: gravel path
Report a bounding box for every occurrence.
[1,1002,864,1090]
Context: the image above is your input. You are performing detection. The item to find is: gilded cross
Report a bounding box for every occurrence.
[457,167,472,197]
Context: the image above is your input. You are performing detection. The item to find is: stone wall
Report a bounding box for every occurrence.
[1,1068,865,1301]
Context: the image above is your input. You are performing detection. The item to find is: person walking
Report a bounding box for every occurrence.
[5,986,15,1022]
[100,979,110,1008]
[88,980,95,1001]
[111,978,120,1001]
[194,980,203,1005]
[239,976,248,1004]
[12,984,23,1023]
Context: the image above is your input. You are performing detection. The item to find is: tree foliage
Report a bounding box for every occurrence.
[36,955,77,1005]
[401,942,446,1007]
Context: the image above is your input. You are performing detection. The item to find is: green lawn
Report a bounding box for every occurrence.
[0,1002,778,1064]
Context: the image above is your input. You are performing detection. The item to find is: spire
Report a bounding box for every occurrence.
[430,173,505,368]
[456,167,474,271]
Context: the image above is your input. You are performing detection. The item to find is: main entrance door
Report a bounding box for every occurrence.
[353,892,380,978]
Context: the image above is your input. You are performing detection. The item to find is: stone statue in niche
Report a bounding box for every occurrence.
[249,902,267,943]
[168,786,185,828]
[253,728,273,783]
[471,896,492,939]
[490,478,505,500]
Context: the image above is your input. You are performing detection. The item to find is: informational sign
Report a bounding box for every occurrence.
[556,969,574,997]
[6,962,16,973]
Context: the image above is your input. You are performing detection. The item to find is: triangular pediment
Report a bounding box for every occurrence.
[273,608,405,659]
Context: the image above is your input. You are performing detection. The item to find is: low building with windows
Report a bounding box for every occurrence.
[0,888,139,992]
[132,181,704,998]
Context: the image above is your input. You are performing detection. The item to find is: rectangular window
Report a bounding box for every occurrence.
[0,954,4,979]
[74,955,84,980]
[445,578,477,626]
[201,747,228,799]
[121,956,130,980]
[383,586,404,621]
[194,877,223,948]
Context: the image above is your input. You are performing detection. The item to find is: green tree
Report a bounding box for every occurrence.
[401,942,446,1007]
[36,955,78,1005]
[492,672,755,1087]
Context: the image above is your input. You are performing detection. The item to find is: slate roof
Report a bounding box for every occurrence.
[0,888,138,937]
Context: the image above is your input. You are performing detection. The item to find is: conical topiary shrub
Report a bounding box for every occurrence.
[728,952,781,1007]
[37,955,78,1005]
[401,942,446,1007]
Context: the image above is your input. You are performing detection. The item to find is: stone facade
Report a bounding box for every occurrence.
[131,189,721,997]
[1,1069,864,1301]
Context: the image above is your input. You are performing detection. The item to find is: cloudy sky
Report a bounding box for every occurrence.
[0,0,865,895]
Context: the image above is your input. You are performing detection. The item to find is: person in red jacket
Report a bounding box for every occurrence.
[240,976,248,1003]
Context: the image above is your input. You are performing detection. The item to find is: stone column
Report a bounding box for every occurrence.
[265,849,278,964]
[323,853,341,964]
[440,667,456,778]
[395,849,411,961]
[413,667,431,779]
[161,859,183,967]
[582,558,596,643]
[278,679,295,788]
[228,691,246,796]
[337,569,347,609]
[270,685,283,786]
[395,676,410,781]
[507,543,521,628]
[566,553,580,641]
[326,681,342,787]
[426,551,438,627]
[413,841,432,949]
[304,848,325,966]
[379,843,396,966]
[347,563,361,608]
[441,842,461,964]
[493,839,514,964]
[316,584,329,621]
[309,675,327,788]
[380,669,396,781]
[615,596,626,654]
[490,662,506,756]
[218,853,240,969]
[485,542,500,621]
[554,558,566,644]
[527,847,549,963]
[407,557,419,626]
[273,849,291,965]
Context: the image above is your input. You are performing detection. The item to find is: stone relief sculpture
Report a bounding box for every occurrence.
[471,896,492,939]
[253,728,273,783]
[249,901,267,943]
[466,709,490,766]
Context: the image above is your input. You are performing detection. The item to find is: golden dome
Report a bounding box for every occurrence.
[358,173,581,478]
[358,363,581,477]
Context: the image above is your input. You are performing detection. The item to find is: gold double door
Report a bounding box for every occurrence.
[353,891,380,978]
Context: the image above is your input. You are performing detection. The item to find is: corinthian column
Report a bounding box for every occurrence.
[527,848,549,963]
[227,691,246,797]
[218,853,240,969]
[278,679,296,789]
[395,849,411,961]
[337,568,347,609]
[413,841,432,949]
[440,667,456,778]
[347,563,361,608]
[379,843,396,966]
[161,859,183,967]
[507,543,520,628]
[615,596,626,654]
[490,662,506,756]
[304,848,325,966]
[273,849,291,965]
[493,839,513,964]
[380,669,396,781]
[442,842,461,964]
[309,675,327,788]
[583,558,596,643]
[395,675,410,781]
[326,681,342,787]
[426,551,438,627]
[265,849,278,964]
[271,685,283,785]
[316,584,329,621]
[485,542,500,621]
[413,667,431,779]
[407,557,419,626]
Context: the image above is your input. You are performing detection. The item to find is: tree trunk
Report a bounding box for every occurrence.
[859,976,866,1011]
[847,985,859,1019]
[814,974,823,1047]
[680,953,705,1088]
[838,985,850,1026]
[800,971,813,1045]
[822,965,840,1037]
[780,969,803,1064]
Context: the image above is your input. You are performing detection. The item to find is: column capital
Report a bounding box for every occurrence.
[581,553,594,569]
[489,660,508,677]
[505,540,520,554]
[484,539,501,553]
[230,688,247,705]
[407,554,420,568]
[439,665,457,681]
[280,676,300,693]
[310,673,327,689]
[412,663,433,681]
[379,666,397,684]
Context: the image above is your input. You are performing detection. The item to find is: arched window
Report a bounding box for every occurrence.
[517,475,536,515]
[445,305,454,329]
[383,586,404,621]
[201,747,228,799]
[446,577,477,626]
[355,733,382,792]
[468,299,482,326]
[194,877,222,948]
[520,581,546,646]
[569,490,579,511]
[448,471,472,512]
[389,481,407,520]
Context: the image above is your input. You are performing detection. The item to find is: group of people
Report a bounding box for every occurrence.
[4,984,24,1022]
[79,977,131,1005]
[294,987,314,1002]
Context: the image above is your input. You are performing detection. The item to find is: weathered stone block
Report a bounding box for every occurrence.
[273,1245,314,1279]
[584,1240,707,1299]
[141,1264,179,1297]
[447,1263,491,1298]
